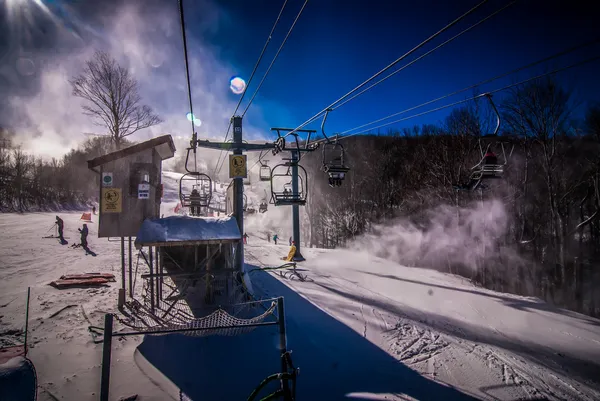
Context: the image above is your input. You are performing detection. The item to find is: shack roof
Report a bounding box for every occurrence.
[87,135,176,170]
[134,215,241,248]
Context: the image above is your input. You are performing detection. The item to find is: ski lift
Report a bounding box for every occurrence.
[453,94,513,192]
[320,109,350,188]
[258,189,268,213]
[322,141,349,188]
[259,161,271,181]
[179,172,212,216]
[270,163,307,206]
[179,138,214,215]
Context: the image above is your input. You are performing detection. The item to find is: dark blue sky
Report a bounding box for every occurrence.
[195,0,600,137]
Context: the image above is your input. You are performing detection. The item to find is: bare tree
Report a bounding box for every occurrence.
[71,50,162,148]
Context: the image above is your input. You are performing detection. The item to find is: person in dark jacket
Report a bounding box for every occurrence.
[482,150,498,165]
[78,223,89,248]
[55,216,64,241]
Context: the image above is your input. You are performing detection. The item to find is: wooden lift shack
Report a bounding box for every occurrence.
[87,135,176,306]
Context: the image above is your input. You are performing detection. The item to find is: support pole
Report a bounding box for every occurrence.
[24,287,30,357]
[100,313,114,401]
[149,246,155,313]
[232,116,245,274]
[159,247,164,301]
[155,247,160,308]
[277,297,290,395]
[291,150,305,261]
[118,237,125,308]
[128,237,133,297]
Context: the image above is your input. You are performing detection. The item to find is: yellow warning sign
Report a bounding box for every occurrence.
[101,188,122,213]
[229,154,247,178]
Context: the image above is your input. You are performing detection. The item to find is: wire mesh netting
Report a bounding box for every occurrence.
[113,273,278,337]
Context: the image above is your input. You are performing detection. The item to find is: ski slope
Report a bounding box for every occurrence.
[0,171,599,400]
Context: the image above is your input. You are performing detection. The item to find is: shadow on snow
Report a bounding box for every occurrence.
[136,264,478,401]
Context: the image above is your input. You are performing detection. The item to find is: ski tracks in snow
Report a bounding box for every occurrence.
[246,249,599,401]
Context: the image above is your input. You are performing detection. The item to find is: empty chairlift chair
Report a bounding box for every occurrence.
[270,163,308,206]
[259,162,271,182]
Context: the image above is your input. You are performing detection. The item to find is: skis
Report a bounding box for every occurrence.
[42,236,70,239]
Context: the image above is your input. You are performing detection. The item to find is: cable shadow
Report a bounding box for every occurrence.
[313,280,600,393]
[135,264,479,401]
[360,270,600,326]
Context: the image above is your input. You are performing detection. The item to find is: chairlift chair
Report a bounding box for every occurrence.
[453,94,513,192]
[259,189,268,213]
[270,163,308,206]
[179,172,213,216]
[259,162,271,182]
[322,140,350,188]
[319,109,350,188]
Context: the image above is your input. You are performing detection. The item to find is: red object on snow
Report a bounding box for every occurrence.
[49,278,111,289]
[60,273,116,281]
[48,273,116,289]
[80,212,92,222]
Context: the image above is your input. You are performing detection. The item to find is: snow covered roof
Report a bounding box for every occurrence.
[134,215,241,248]
[87,135,176,169]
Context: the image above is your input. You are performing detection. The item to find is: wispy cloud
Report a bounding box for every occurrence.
[0,0,275,162]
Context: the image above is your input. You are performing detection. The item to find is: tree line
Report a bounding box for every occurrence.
[300,78,600,318]
[0,132,125,212]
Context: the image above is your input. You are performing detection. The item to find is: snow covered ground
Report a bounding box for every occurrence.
[1,172,600,400]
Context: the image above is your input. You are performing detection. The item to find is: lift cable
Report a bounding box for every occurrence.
[330,0,519,113]
[338,37,600,137]
[212,0,290,179]
[215,0,309,177]
[177,0,198,171]
[327,55,600,141]
[242,0,309,118]
[215,0,308,174]
[280,0,491,138]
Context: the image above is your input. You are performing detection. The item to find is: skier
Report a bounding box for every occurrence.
[243,232,249,244]
[289,236,292,246]
[92,205,96,215]
[267,233,271,243]
[483,149,498,165]
[78,223,89,248]
[454,148,500,191]
[273,234,278,245]
[190,188,201,215]
[55,216,64,241]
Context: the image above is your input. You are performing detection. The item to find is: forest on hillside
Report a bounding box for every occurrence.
[301,78,600,317]
[0,134,124,212]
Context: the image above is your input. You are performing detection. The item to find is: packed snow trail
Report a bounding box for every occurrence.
[244,240,600,401]
[3,171,600,400]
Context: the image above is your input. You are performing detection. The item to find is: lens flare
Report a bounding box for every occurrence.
[229,76,246,95]
[186,112,202,127]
